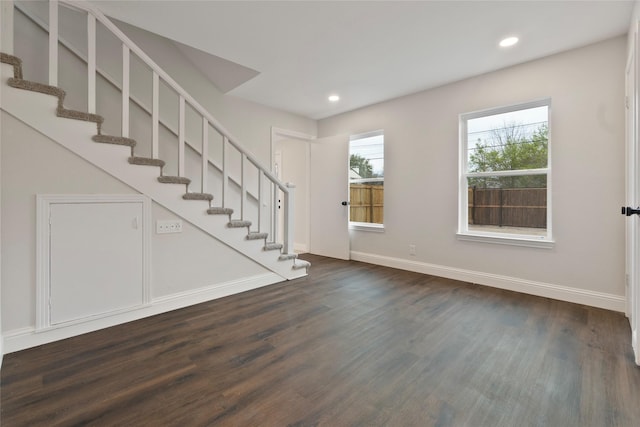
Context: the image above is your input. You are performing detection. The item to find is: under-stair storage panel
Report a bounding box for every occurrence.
[37,194,151,329]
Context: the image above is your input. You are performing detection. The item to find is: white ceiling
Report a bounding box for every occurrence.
[91,1,634,120]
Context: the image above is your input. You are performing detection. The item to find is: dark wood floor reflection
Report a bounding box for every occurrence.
[2,254,639,426]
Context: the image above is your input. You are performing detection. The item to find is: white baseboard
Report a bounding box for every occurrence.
[3,273,282,354]
[350,251,626,312]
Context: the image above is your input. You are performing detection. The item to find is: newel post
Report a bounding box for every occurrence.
[283,183,295,254]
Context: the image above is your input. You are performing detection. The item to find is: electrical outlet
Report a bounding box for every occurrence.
[157,220,183,234]
[409,244,416,256]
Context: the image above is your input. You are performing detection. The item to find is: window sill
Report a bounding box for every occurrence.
[456,232,554,249]
[349,222,385,233]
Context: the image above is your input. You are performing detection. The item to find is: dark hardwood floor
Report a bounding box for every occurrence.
[1,254,639,426]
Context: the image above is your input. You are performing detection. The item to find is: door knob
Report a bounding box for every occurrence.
[341,201,350,206]
[622,206,640,216]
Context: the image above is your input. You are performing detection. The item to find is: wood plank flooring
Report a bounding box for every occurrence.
[2,254,639,426]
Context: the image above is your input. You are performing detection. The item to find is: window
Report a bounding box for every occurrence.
[458,99,552,247]
[349,130,384,230]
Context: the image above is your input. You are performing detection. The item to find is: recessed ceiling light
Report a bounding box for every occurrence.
[328,95,340,102]
[499,36,519,48]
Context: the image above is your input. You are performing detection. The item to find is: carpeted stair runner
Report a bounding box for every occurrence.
[0,52,23,79]
[158,176,191,185]
[7,76,104,133]
[128,156,165,167]
[182,192,213,202]
[1,51,307,274]
[247,232,268,240]
[293,259,311,271]
[207,207,234,216]
[229,220,252,228]
[264,242,284,251]
[92,134,136,148]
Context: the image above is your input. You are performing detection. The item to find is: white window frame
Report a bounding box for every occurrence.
[457,99,553,248]
[349,130,385,232]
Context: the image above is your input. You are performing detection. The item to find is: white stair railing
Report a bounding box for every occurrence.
[40,0,294,254]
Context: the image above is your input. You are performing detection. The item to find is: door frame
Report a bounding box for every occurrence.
[625,19,640,365]
[270,127,315,252]
[36,194,151,331]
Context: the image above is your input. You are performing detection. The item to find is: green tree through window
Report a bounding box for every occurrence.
[468,123,548,188]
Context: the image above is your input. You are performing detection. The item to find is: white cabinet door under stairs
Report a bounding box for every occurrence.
[38,195,150,328]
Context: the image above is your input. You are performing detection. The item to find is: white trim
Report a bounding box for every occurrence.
[466,168,548,178]
[179,96,185,177]
[349,130,385,227]
[349,222,385,233]
[121,45,130,138]
[87,14,96,114]
[350,177,384,184]
[4,273,281,354]
[270,127,315,252]
[461,98,551,120]
[271,127,316,143]
[349,129,384,141]
[36,194,152,331]
[0,7,5,361]
[350,251,625,312]
[202,118,209,194]
[456,232,554,249]
[152,72,159,158]
[459,98,552,243]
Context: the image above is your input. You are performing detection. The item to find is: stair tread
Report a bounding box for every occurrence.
[264,242,283,251]
[57,107,104,127]
[158,176,191,185]
[183,192,213,201]
[129,156,165,167]
[207,207,234,215]
[293,260,311,270]
[228,220,252,228]
[279,253,298,261]
[92,134,136,147]
[247,232,268,240]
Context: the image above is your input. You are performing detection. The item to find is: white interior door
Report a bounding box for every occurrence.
[274,139,311,252]
[309,135,350,259]
[50,201,144,325]
[625,25,640,366]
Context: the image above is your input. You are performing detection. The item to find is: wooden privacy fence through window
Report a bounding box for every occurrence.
[350,184,384,223]
[468,187,546,228]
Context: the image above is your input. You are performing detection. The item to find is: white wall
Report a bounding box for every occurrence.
[1,112,267,334]
[318,36,627,303]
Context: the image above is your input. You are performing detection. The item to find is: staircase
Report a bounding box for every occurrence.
[0,0,310,280]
